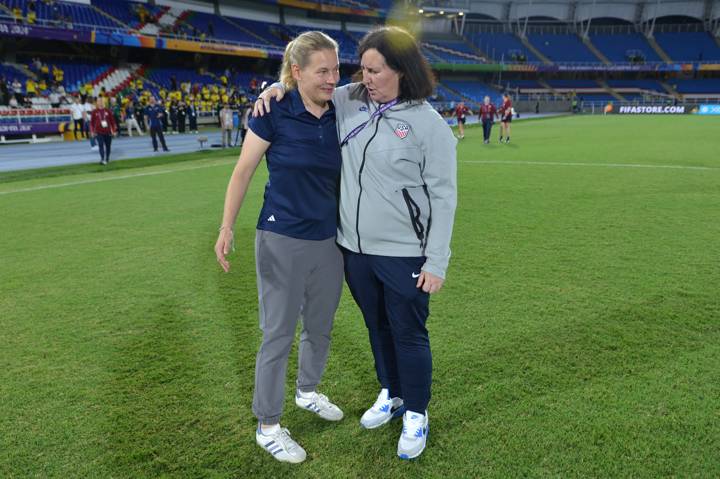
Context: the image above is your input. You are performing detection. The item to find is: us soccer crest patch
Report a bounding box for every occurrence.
[394,122,410,139]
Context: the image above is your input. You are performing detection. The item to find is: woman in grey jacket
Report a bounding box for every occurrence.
[257,26,457,460]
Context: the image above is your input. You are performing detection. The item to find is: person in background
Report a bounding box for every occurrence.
[160,99,169,132]
[188,101,198,134]
[49,87,61,109]
[479,95,497,144]
[144,96,170,152]
[124,102,144,137]
[499,93,512,144]
[169,100,178,134]
[177,101,187,134]
[89,97,117,165]
[219,102,234,148]
[454,100,471,139]
[70,96,85,140]
[240,101,251,145]
[83,96,96,149]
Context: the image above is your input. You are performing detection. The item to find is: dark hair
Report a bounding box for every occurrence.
[357,26,435,101]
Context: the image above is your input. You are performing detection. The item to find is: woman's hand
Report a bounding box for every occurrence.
[215,228,234,273]
[416,271,444,294]
[253,85,285,117]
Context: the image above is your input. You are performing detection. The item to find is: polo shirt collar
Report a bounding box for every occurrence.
[288,88,335,117]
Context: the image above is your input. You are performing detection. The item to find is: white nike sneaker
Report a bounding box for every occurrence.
[295,390,344,421]
[255,425,307,463]
[360,388,404,429]
[397,410,429,460]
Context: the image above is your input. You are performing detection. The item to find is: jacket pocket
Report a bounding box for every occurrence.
[401,187,425,247]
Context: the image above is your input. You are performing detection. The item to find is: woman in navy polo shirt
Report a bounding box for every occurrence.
[214,31,343,464]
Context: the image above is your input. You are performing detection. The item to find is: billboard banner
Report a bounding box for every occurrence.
[614,105,688,115]
[696,104,720,115]
[0,122,69,136]
[0,21,90,42]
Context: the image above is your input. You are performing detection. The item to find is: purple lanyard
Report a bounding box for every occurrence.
[341,99,398,147]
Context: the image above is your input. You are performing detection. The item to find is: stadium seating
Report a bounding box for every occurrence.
[653,32,720,62]
[91,0,165,30]
[666,78,720,94]
[468,32,539,62]
[441,80,503,104]
[526,33,596,62]
[590,33,661,63]
[0,0,126,30]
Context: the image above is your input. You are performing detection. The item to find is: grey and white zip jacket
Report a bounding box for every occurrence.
[334,83,457,279]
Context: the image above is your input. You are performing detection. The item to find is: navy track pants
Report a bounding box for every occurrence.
[342,247,432,413]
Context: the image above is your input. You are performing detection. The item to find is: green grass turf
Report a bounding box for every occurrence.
[1,115,719,478]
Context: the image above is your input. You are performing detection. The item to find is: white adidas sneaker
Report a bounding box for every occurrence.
[255,425,307,463]
[397,410,429,460]
[360,388,404,429]
[295,390,344,421]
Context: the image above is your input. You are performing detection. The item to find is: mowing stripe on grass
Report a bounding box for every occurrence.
[0,159,236,196]
[461,160,719,171]
[2,157,715,198]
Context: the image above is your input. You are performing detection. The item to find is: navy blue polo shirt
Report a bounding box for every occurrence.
[144,105,164,128]
[249,89,341,240]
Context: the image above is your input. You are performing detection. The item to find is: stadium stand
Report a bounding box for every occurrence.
[590,33,661,63]
[526,33,597,63]
[653,32,720,62]
[467,32,539,62]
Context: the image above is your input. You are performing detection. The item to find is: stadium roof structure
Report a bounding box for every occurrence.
[413,0,720,24]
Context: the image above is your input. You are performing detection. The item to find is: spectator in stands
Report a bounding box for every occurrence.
[454,101,471,139]
[11,78,23,104]
[144,96,170,152]
[240,102,250,145]
[479,95,498,144]
[216,30,344,466]
[169,101,178,134]
[219,103,234,147]
[70,96,85,140]
[499,93,512,143]
[188,101,198,133]
[124,102,143,137]
[27,2,37,25]
[12,6,23,24]
[89,97,118,165]
[25,78,37,99]
[177,101,187,134]
[49,87,61,109]
[0,77,9,107]
[256,25,457,462]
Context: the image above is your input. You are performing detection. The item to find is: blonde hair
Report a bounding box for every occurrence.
[279,31,338,90]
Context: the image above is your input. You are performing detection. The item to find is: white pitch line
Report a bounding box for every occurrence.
[0,160,236,196]
[461,160,718,171]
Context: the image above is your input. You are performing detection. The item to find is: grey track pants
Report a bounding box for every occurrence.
[252,229,343,424]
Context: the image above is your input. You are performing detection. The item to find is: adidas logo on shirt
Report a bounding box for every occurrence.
[267,215,276,222]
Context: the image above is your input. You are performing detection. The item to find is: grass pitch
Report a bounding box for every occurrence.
[1,115,719,478]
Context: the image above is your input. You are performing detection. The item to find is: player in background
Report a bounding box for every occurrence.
[479,96,497,144]
[454,101,472,139]
[499,93,512,144]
